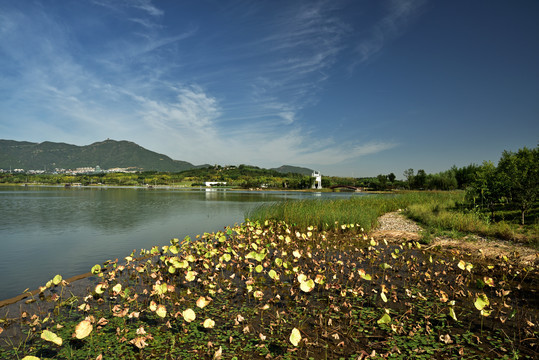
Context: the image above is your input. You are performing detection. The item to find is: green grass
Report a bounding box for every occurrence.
[248,191,538,247]
[247,192,435,232]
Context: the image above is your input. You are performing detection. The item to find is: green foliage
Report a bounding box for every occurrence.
[467,145,538,225]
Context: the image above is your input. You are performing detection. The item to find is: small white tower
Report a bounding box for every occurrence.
[312,171,322,189]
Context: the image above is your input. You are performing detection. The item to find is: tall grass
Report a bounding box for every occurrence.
[248,191,538,247]
[247,192,455,232]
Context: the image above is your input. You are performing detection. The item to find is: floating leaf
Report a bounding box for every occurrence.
[185,271,197,282]
[203,318,215,328]
[41,329,63,346]
[268,269,279,280]
[361,273,372,281]
[377,313,391,325]
[52,275,62,286]
[255,264,263,273]
[483,276,495,287]
[289,328,301,347]
[21,357,41,360]
[95,283,105,295]
[222,253,231,262]
[380,292,388,303]
[474,293,489,311]
[156,305,167,318]
[91,264,101,274]
[74,319,93,339]
[112,283,122,294]
[297,274,307,283]
[299,279,315,293]
[196,296,211,309]
[183,308,196,322]
[457,260,466,270]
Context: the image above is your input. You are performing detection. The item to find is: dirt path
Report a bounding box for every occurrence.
[370,210,539,266]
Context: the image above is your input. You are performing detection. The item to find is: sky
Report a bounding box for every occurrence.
[1,0,538,177]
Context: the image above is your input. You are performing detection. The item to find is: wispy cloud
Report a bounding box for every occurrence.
[354,0,426,65]
[0,1,398,171]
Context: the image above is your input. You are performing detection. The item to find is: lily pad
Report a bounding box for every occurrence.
[41,329,63,346]
[74,319,93,339]
[289,327,301,347]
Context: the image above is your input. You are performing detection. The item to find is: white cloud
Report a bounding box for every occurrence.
[354,0,425,64]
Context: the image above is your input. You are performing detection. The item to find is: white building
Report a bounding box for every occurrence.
[312,171,322,189]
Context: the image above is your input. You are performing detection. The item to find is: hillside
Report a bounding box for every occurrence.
[271,165,314,176]
[0,139,196,172]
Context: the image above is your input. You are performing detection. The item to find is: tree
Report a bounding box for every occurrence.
[403,169,414,189]
[387,173,396,183]
[497,147,538,225]
[466,161,500,220]
[415,169,427,189]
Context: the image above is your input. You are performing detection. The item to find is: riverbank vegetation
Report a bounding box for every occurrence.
[1,219,537,359]
[249,191,538,248]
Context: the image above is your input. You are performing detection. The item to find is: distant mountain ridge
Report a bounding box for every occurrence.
[0,139,314,175]
[0,139,196,172]
[270,165,314,176]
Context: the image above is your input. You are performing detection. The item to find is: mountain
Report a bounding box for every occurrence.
[0,139,196,172]
[271,165,314,176]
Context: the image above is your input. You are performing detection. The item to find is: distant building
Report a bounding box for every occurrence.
[312,171,322,189]
[205,181,227,187]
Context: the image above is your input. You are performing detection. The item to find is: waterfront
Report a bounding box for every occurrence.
[0,185,364,300]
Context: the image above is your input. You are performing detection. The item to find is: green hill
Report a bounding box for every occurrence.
[0,139,196,172]
[271,165,314,176]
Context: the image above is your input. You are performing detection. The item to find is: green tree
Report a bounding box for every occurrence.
[467,161,500,220]
[403,169,414,189]
[414,169,427,189]
[497,146,538,225]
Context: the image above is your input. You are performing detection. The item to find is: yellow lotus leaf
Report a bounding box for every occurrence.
[112,283,122,294]
[203,318,215,328]
[74,319,93,339]
[185,271,197,282]
[196,296,211,309]
[289,327,301,347]
[41,329,63,346]
[156,304,167,318]
[52,274,62,286]
[183,308,196,322]
[299,279,315,293]
[377,313,391,325]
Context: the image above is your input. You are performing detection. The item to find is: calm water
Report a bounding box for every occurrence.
[0,185,365,300]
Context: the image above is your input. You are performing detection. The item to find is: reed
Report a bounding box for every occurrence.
[247,191,453,232]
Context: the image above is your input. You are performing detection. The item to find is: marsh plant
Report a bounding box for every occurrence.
[0,219,537,359]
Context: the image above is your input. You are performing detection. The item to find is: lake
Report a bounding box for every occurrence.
[0,185,366,300]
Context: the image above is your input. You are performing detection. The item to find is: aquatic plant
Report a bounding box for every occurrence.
[0,219,537,359]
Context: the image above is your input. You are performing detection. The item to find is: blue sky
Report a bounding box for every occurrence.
[1,0,538,177]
